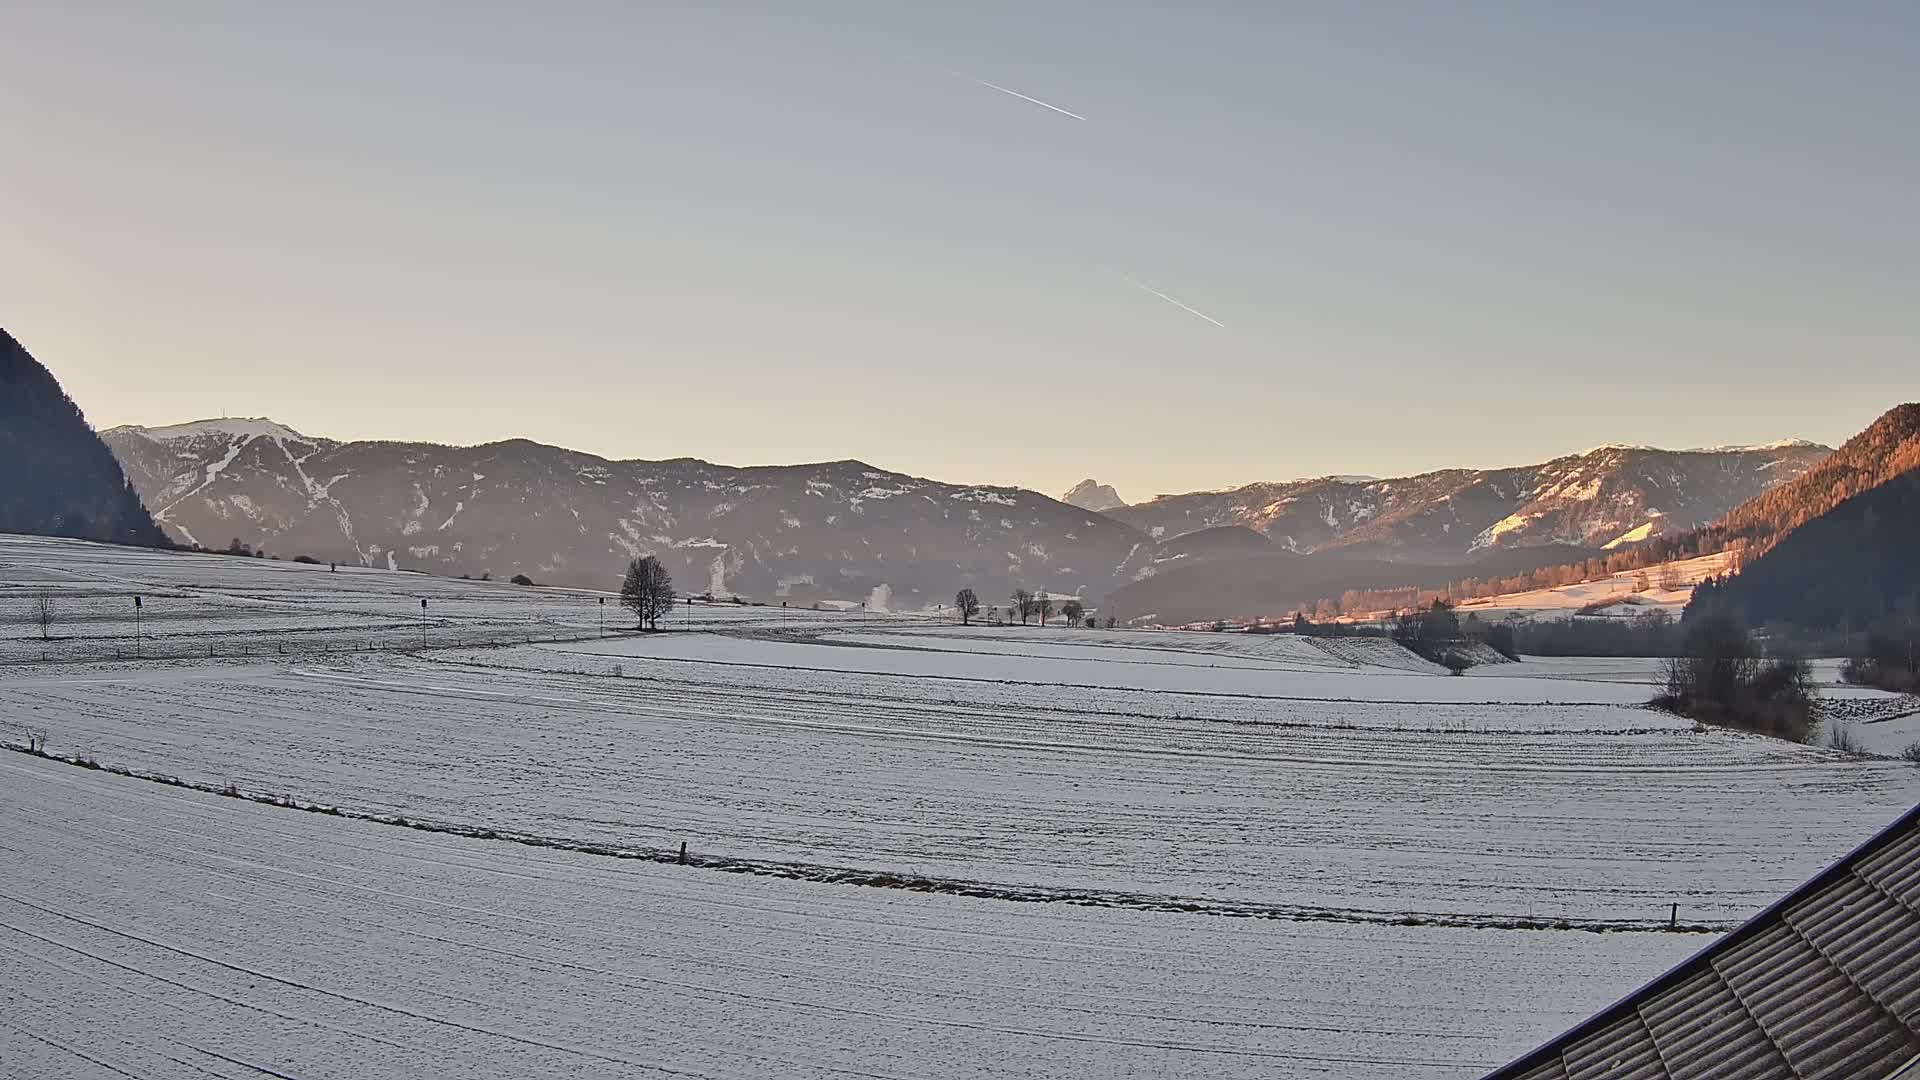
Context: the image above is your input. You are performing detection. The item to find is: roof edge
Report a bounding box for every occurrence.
[1484,799,1920,1079]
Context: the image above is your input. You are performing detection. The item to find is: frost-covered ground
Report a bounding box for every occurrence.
[0,534,911,660]
[4,535,1919,1078]
[0,755,1694,1080]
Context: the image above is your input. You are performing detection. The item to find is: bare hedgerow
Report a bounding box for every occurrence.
[1652,615,1813,743]
[1900,741,1920,765]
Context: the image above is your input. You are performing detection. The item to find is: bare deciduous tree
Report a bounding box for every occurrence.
[621,556,676,631]
[1060,599,1084,626]
[1035,592,1055,627]
[34,594,54,642]
[1010,589,1034,626]
[955,588,980,626]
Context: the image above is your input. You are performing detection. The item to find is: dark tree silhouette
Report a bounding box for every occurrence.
[621,556,676,630]
[955,588,980,626]
[1060,599,1084,625]
[1010,589,1035,626]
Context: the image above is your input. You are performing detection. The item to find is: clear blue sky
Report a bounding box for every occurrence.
[4,2,1916,499]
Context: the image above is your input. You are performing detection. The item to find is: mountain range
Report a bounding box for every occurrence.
[1098,442,1830,563]
[101,416,1830,610]
[103,419,1150,608]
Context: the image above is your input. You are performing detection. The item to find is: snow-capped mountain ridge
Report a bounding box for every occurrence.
[115,418,321,446]
[101,418,1832,601]
[104,422,1154,604]
[1108,441,1830,563]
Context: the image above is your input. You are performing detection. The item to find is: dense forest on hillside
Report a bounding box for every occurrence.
[1713,403,1920,556]
[0,330,167,546]
[1690,469,1920,632]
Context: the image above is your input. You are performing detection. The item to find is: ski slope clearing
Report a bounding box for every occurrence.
[0,755,1695,1079]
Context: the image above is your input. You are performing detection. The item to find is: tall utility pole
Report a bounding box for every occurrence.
[419,598,428,649]
[133,595,143,657]
[598,596,605,637]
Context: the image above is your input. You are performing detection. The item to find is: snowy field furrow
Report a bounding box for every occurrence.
[7,649,1913,922]
[0,755,1696,1080]
[554,633,1649,704]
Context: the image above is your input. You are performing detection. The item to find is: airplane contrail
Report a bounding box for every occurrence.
[1107,269,1227,328]
[942,67,1087,121]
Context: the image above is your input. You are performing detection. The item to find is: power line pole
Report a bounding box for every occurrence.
[133,595,142,657]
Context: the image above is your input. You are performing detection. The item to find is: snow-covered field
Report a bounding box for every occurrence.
[5,534,1919,1078]
[0,533,911,661]
[0,754,1692,1080]
[1453,552,1734,622]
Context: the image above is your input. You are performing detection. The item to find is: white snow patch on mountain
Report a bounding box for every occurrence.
[1471,512,1535,551]
[1603,521,1658,549]
[137,417,310,443]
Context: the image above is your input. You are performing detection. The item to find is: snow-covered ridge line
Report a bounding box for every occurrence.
[114,416,313,443]
[1580,438,1825,456]
[1681,438,1825,453]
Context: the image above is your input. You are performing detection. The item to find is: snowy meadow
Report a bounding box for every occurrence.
[4,534,1917,1078]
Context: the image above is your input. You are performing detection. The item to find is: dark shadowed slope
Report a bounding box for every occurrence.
[0,330,165,547]
[1712,402,1920,559]
[1692,467,1920,631]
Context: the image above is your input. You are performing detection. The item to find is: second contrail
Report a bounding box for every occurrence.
[1108,269,1227,328]
[943,68,1087,121]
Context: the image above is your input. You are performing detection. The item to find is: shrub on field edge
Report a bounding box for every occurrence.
[1652,614,1813,742]
[1824,720,1865,755]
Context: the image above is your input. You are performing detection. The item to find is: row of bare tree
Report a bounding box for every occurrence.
[953,588,1087,627]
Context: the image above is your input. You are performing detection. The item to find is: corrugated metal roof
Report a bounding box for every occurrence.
[1487,803,1920,1080]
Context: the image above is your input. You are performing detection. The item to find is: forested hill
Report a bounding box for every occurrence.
[0,330,167,546]
[1714,402,1920,558]
[1692,468,1920,631]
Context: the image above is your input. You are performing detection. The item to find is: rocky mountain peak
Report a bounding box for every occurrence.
[1062,479,1126,513]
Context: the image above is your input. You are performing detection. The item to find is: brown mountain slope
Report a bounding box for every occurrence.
[1713,403,1920,558]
